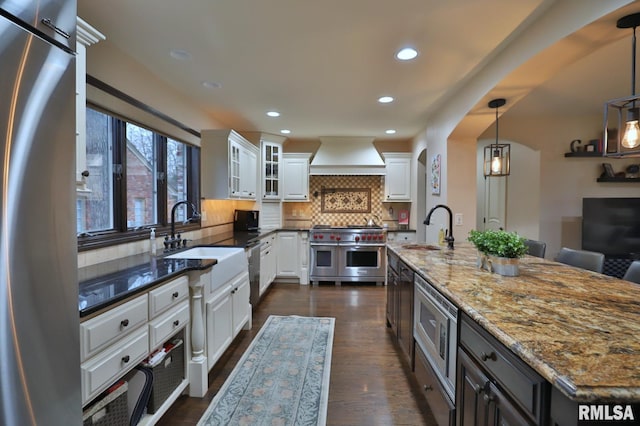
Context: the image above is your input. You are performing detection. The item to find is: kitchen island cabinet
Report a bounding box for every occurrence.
[387,242,640,425]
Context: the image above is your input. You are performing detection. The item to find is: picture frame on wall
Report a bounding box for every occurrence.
[602,163,615,178]
[431,154,441,195]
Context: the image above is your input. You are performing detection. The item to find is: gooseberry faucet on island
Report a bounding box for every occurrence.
[424,204,454,249]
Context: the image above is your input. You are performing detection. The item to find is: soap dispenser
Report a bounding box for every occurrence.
[150,228,157,255]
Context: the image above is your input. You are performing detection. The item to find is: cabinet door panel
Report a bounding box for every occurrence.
[206,290,233,369]
[232,272,250,336]
[457,349,491,426]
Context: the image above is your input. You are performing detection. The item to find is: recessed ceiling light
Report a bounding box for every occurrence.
[266,111,280,117]
[280,129,291,134]
[378,96,394,104]
[202,81,221,89]
[385,129,397,134]
[169,49,192,60]
[396,47,418,61]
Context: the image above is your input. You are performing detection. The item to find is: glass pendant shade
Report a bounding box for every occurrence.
[484,144,510,176]
[484,98,510,176]
[622,108,640,148]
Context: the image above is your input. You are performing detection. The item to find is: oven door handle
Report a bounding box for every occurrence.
[310,242,338,247]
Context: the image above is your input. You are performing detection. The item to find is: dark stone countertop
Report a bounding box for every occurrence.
[78,228,310,318]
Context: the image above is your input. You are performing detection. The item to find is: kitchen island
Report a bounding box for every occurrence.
[387,242,640,424]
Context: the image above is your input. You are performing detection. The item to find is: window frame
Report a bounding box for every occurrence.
[78,104,201,252]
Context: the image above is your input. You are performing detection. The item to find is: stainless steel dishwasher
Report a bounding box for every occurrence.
[247,241,262,306]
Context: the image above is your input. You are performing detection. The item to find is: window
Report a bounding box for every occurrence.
[126,123,158,228]
[77,106,200,249]
[77,108,114,233]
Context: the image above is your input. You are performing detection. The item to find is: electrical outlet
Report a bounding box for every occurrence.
[201,211,207,222]
[455,213,463,226]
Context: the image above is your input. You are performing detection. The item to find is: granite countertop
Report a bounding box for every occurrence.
[387,242,640,403]
[78,228,310,318]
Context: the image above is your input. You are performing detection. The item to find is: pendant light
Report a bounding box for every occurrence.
[484,98,510,177]
[604,13,640,157]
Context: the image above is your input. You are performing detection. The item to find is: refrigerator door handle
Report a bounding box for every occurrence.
[40,18,70,39]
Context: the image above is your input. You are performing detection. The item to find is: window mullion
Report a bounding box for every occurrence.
[112,118,127,232]
[157,135,168,227]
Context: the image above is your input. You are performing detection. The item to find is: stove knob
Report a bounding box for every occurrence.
[319,235,324,239]
[330,235,335,240]
[367,235,372,240]
[355,236,360,242]
[378,235,384,240]
[336,236,341,241]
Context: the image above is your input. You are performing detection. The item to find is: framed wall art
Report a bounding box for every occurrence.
[431,154,441,195]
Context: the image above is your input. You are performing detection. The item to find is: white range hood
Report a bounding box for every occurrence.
[309,137,385,175]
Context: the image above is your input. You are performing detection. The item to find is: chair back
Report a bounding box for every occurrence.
[524,239,546,258]
[556,247,604,273]
[623,260,640,284]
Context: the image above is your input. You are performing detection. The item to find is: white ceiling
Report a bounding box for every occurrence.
[78,0,640,141]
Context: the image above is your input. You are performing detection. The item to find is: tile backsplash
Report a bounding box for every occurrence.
[283,175,410,228]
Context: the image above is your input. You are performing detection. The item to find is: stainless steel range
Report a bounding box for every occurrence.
[309,225,387,285]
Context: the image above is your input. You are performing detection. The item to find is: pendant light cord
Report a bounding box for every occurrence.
[633,25,637,98]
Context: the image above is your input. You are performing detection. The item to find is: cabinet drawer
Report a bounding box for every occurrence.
[81,326,149,405]
[415,345,455,426]
[80,295,148,362]
[148,275,189,318]
[148,300,190,350]
[460,316,546,422]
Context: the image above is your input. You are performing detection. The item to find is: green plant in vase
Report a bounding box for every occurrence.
[468,229,527,276]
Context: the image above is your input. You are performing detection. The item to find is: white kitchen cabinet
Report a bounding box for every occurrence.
[277,231,300,278]
[76,18,105,192]
[205,270,250,369]
[262,138,283,200]
[382,153,412,201]
[201,129,259,199]
[259,234,277,297]
[80,275,190,412]
[205,283,233,368]
[276,231,309,284]
[282,153,311,201]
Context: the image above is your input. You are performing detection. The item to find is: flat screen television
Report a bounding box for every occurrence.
[582,198,640,257]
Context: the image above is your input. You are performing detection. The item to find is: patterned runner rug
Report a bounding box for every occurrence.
[198,315,335,426]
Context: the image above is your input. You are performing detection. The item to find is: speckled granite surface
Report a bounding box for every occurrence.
[387,242,640,402]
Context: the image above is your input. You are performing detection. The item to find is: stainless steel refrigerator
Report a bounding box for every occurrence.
[0,1,79,425]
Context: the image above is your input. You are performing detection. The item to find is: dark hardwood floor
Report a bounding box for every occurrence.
[157,282,438,425]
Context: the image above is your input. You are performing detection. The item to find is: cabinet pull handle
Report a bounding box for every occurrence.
[172,291,179,298]
[483,392,495,403]
[173,320,180,327]
[122,355,130,363]
[120,319,129,328]
[423,385,433,392]
[481,351,497,362]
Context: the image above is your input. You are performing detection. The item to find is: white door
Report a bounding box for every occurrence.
[483,176,507,230]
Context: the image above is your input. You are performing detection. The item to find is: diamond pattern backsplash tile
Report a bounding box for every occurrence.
[310,175,383,226]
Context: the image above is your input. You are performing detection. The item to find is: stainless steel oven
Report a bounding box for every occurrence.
[309,225,386,285]
[414,273,458,400]
[339,244,386,281]
[310,242,338,280]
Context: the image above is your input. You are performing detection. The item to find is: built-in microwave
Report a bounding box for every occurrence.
[414,274,458,400]
[234,210,259,232]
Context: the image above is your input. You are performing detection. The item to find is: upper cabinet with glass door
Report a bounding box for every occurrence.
[243,132,287,201]
[201,129,259,200]
[263,142,280,200]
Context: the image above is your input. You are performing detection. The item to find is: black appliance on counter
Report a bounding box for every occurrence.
[234,209,259,231]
